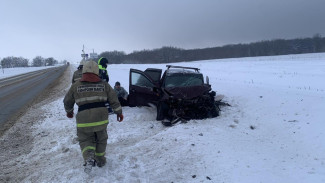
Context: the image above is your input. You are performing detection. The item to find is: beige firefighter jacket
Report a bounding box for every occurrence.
[72,69,83,83]
[64,80,122,132]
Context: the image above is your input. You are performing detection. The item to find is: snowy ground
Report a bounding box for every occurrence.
[0,53,325,183]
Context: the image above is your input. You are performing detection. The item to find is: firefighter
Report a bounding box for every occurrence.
[97,57,109,82]
[63,61,123,173]
[72,60,85,83]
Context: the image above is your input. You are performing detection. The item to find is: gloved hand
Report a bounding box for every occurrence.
[66,111,74,118]
[117,114,123,122]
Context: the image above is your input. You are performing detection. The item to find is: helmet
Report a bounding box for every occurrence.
[98,57,108,68]
[115,81,120,86]
[82,61,99,75]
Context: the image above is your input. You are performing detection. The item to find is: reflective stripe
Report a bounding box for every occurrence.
[66,108,73,113]
[113,106,122,112]
[77,120,109,128]
[82,146,96,154]
[95,152,105,156]
[98,57,103,65]
[98,57,105,70]
[74,78,81,82]
[76,96,107,104]
[98,65,105,70]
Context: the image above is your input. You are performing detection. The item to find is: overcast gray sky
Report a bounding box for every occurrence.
[1,0,325,63]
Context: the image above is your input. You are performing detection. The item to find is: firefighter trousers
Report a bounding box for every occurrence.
[77,129,108,164]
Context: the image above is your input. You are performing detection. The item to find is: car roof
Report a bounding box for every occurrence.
[166,68,202,76]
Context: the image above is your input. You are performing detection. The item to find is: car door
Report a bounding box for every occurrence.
[129,69,160,107]
[144,68,162,85]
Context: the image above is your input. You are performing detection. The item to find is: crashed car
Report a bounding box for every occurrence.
[129,65,220,126]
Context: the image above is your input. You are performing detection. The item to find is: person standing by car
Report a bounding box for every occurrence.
[63,61,123,173]
[98,57,114,113]
[97,57,109,82]
[72,60,85,83]
[114,81,129,106]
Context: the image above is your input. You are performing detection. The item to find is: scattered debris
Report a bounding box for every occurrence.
[62,147,69,153]
[192,175,196,178]
[72,137,78,144]
[288,120,298,122]
[229,124,236,128]
[198,133,203,136]
[250,125,256,130]
[206,176,211,180]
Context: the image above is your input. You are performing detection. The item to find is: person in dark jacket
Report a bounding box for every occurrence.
[97,57,109,82]
[63,61,123,173]
[114,81,129,106]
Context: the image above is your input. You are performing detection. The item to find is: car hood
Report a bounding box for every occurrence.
[164,85,211,100]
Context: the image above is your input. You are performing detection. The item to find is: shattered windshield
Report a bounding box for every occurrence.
[164,74,203,88]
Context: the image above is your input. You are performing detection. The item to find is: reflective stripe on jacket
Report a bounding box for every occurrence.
[63,80,122,132]
[98,57,106,70]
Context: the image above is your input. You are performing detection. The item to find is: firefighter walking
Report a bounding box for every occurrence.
[63,61,123,173]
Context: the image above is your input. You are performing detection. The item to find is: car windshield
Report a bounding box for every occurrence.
[164,74,203,88]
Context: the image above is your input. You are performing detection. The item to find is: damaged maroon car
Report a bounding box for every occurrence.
[129,65,219,126]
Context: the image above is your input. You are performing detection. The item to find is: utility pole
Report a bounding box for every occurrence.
[81,44,88,61]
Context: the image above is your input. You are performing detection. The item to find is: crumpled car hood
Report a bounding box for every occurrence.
[164,85,211,100]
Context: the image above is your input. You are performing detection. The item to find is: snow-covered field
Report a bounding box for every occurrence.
[0,65,60,79]
[1,53,325,183]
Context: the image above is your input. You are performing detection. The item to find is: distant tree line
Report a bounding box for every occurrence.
[31,56,58,67]
[99,34,325,64]
[1,57,29,68]
[1,56,59,68]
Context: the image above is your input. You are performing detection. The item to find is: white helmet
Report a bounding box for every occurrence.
[82,60,99,75]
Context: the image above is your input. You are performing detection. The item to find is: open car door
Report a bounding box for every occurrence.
[129,69,161,107]
[144,68,162,85]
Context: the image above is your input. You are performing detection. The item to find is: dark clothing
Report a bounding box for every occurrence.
[98,57,109,82]
[99,69,109,82]
[118,96,129,106]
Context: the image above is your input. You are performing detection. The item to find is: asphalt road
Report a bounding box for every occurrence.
[0,65,67,126]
